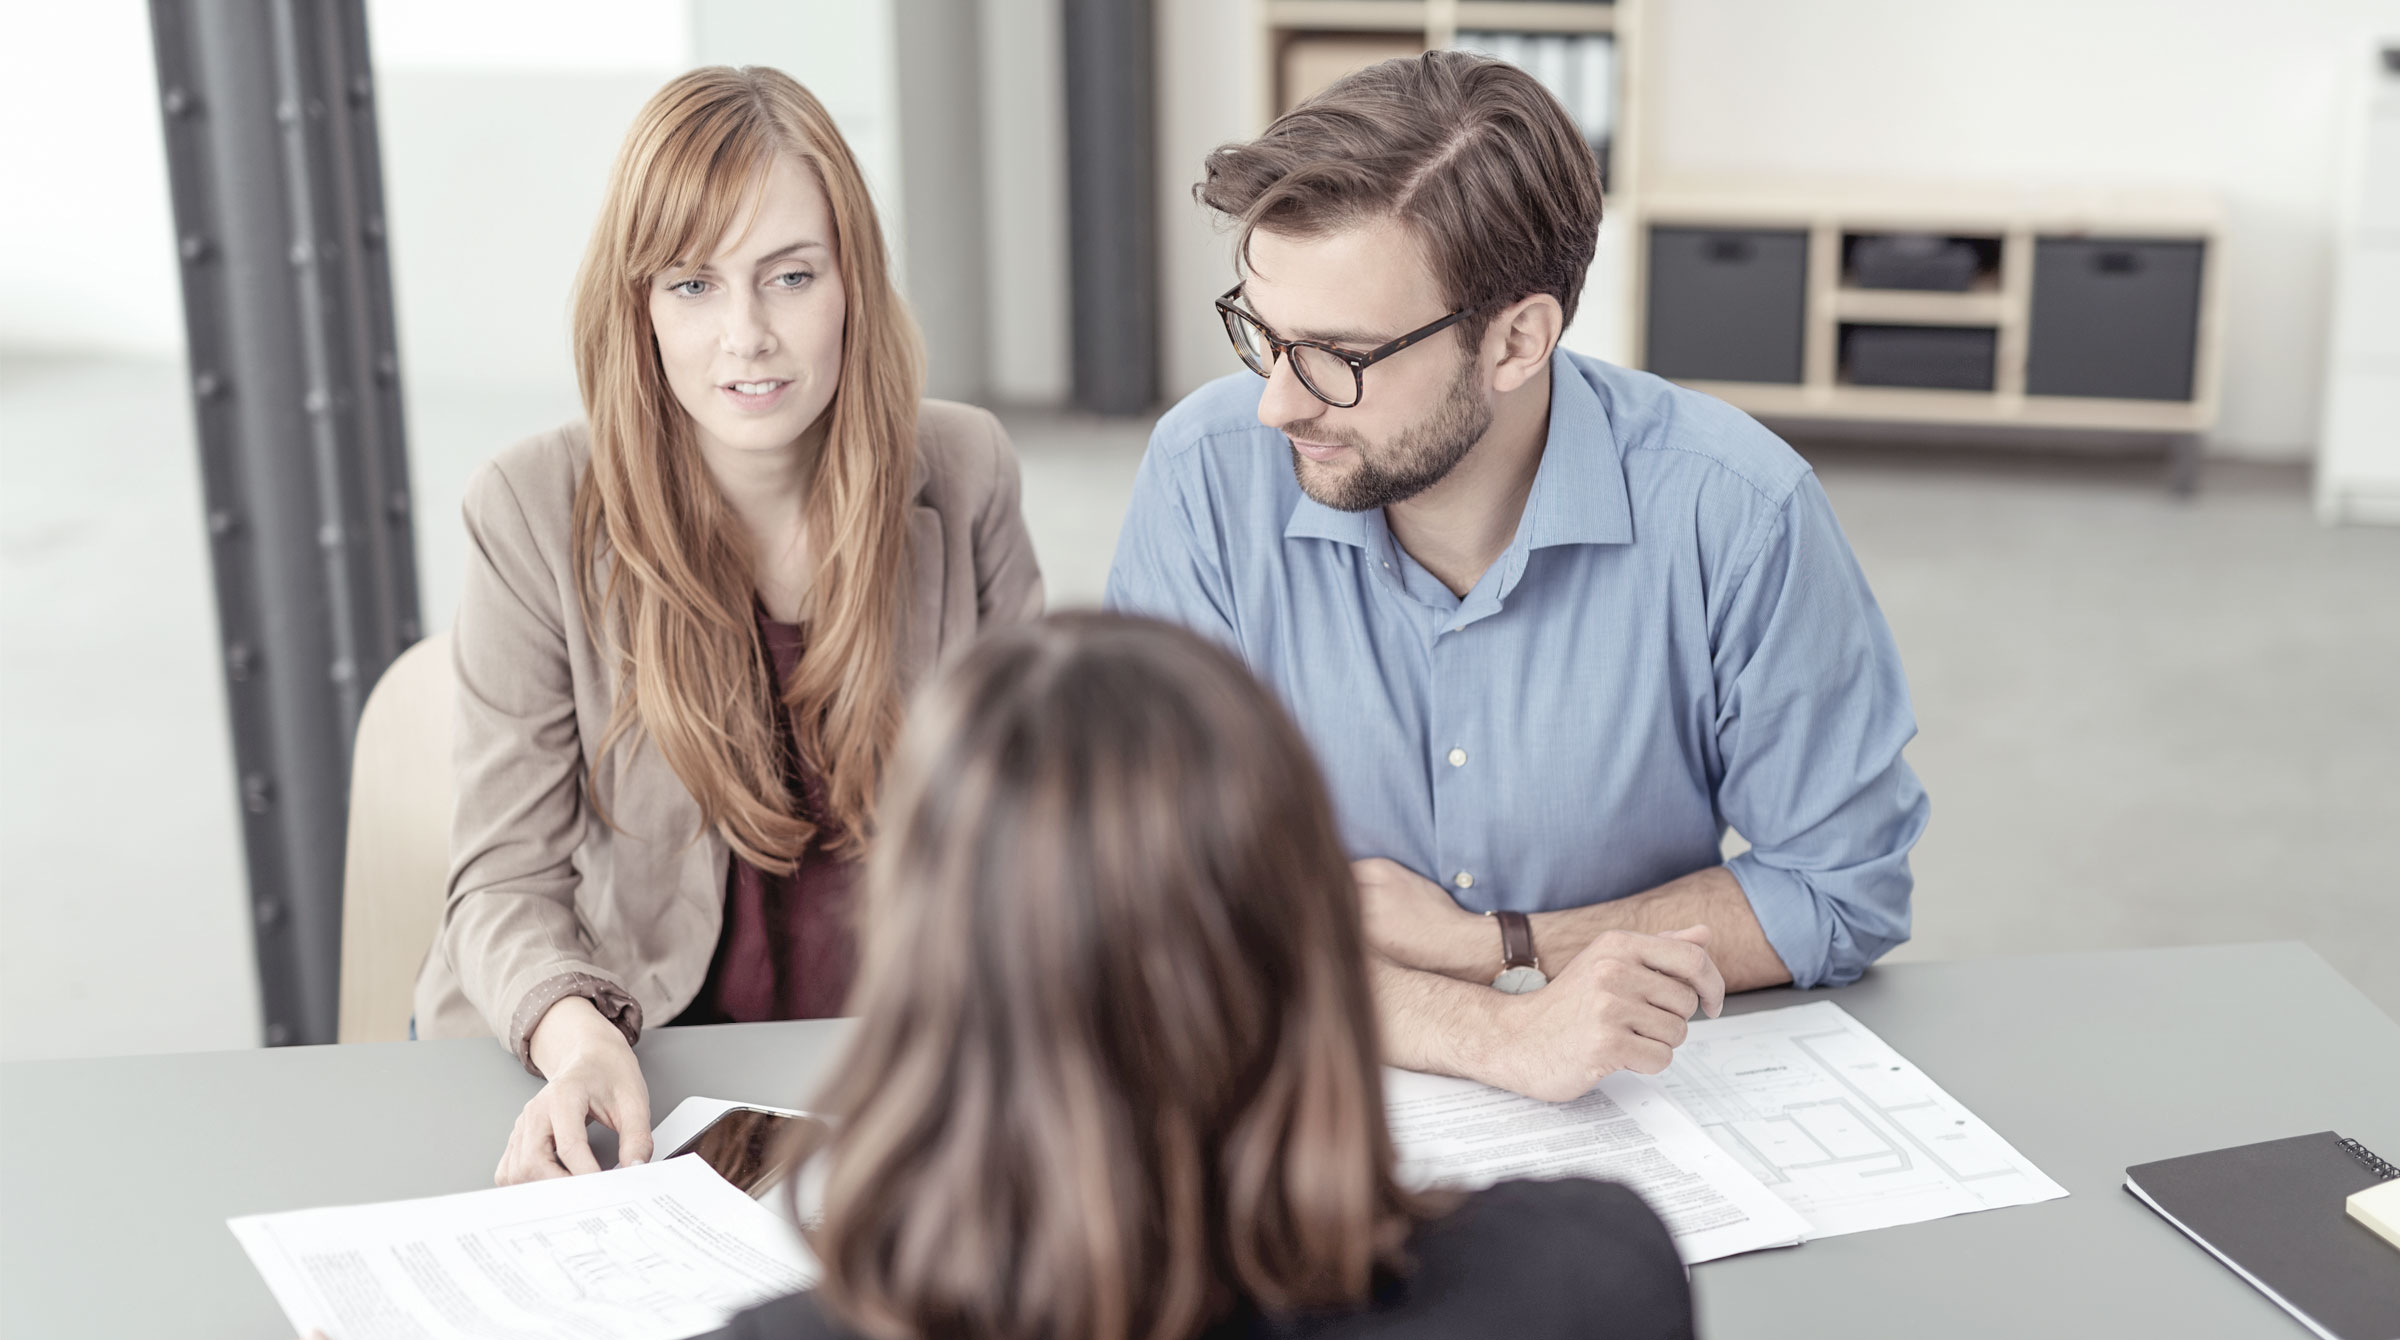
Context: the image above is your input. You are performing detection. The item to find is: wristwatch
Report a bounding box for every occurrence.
[1487,909,1548,994]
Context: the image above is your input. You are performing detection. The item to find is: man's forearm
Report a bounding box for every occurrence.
[1371,954,1520,1087]
[1403,866,1790,992]
[1369,932,1731,1103]
[1536,867,1789,991]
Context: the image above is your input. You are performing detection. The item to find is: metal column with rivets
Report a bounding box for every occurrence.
[1062,0,1158,415]
[147,0,420,1046]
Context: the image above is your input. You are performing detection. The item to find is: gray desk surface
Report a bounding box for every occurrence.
[4,941,2394,1339]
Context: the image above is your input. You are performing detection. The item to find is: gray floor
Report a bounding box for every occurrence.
[3,355,2394,1062]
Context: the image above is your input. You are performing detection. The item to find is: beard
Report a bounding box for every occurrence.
[1288,353,1493,513]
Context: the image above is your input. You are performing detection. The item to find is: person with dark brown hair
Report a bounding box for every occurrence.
[1108,50,1929,1102]
[703,612,1693,1340]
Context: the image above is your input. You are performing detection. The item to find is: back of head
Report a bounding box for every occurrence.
[1197,49,1604,339]
[807,613,1425,1340]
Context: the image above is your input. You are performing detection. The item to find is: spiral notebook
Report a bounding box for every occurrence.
[2125,1132,2400,1340]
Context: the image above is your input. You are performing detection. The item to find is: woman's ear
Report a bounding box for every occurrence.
[1488,294,1564,394]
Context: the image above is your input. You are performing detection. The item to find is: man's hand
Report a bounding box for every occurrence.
[1353,858,1489,979]
[497,995,653,1185]
[1461,926,1725,1103]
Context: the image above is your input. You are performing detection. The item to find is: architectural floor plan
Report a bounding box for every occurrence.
[1658,1001,2067,1238]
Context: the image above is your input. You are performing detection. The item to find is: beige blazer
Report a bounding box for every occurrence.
[413,401,1044,1059]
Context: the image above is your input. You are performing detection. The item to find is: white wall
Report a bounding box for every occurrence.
[891,0,992,403]
[375,68,673,392]
[980,0,1074,405]
[1646,0,2400,459]
[1156,0,1261,402]
[0,5,183,358]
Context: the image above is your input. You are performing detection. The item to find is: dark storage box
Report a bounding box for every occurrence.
[1846,233,1986,292]
[1645,226,1808,385]
[2025,238,2204,401]
[1842,323,1997,391]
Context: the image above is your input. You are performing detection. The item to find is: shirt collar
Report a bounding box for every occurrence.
[1283,488,1390,549]
[1282,348,1634,553]
[1520,347,1634,550]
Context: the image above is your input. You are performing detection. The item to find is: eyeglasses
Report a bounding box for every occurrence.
[1215,284,1482,409]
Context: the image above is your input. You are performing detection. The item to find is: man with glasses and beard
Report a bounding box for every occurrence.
[1106,51,1929,1104]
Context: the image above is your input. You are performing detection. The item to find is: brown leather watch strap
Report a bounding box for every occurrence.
[1493,909,1538,972]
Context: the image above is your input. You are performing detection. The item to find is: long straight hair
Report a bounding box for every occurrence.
[570,66,923,865]
[801,613,1437,1340]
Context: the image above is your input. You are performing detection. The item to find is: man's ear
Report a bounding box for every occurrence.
[1487,294,1564,394]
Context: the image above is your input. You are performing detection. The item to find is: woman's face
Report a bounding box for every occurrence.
[648,153,848,461]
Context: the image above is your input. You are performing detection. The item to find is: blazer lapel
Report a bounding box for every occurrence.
[901,500,946,687]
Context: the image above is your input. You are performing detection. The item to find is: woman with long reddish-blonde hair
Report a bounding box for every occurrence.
[412,65,1042,1183]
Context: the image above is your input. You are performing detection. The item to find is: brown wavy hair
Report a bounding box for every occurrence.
[800,613,1438,1340]
[569,66,922,866]
[1197,49,1603,346]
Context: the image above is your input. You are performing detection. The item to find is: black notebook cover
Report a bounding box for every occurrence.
[2126,1132,2400,1340]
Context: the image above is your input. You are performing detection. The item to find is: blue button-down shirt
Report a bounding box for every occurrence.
[1104,350,1928,988]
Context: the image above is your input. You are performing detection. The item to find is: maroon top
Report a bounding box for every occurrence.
[676,611,860,1024]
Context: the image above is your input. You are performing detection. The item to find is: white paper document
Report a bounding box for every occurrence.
[1384,1068,1811,1263]
[229,1154,815,1340]
[1658,1001,2068,1239]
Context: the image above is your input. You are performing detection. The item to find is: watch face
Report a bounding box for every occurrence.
[1492,965,1549,995]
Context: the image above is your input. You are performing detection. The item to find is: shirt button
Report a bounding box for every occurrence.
[1454,871,1474,890]
[1447,747,1468,767]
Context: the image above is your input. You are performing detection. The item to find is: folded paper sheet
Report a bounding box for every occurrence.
[1387,1002,2067,1262]
[229,1155,814,1340]
[1659,1001,2068,1238]
[1385,1067,1812,1263]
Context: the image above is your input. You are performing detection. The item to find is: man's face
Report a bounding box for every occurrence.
[1241,220,1492,513]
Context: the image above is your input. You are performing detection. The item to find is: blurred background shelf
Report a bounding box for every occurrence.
[1831,290,2010,325]
[1456,3,1618,35]
[1637,181,2227,486]
[1261,1,1434,32]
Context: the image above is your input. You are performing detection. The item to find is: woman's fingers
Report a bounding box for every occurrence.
[495,1033,655,1184]
[608,1083,656,1168]
[499,1122,567,1184]
[548,1097,605,1177]
[569,1042,653,1168]
[497,1087,589,1184]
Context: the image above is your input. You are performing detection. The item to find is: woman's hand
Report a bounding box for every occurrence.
[496,995,653,1185]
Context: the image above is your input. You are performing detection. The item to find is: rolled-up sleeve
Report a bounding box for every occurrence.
[1712,474,1929,988]
[1102,433,1239,646]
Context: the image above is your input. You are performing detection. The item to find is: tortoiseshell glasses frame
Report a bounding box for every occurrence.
[1215,284,1484,409]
